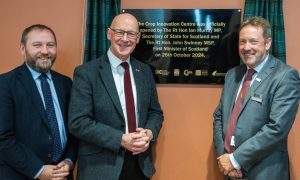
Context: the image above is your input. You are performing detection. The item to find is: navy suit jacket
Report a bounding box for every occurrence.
[68,55,163,180]
[214,55,300,179]
[0,63,77,179]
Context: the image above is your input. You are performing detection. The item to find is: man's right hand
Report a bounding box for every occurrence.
[121,129,152,155]
[38,164,69,180]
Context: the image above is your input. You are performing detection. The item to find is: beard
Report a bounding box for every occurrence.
[25,51,56,73]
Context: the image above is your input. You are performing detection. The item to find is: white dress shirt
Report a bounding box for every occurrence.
[107,49,139,133]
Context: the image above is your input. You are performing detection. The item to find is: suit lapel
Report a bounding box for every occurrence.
[17,64,50,128]
[52,72,66,122]
[229,66,247,113]
[130,59,143,117]
[97,56,124,118]
[242,56,276,109]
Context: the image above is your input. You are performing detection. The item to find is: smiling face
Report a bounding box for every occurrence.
[20,29,57,73]
[107,13,140,61]
[238,25,272,68]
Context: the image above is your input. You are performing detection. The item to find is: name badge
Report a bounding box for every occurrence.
[251,93,262,103]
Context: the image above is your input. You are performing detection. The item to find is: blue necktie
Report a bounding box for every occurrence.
[40,74,62,162]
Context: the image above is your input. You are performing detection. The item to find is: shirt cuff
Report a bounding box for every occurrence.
[229,153,241,170]
[34,165,44,179]
[65,158,74,169]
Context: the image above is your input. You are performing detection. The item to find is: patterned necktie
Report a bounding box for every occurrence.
[224,69,256,153]
[40,74,62,162]
[120,62,137,133]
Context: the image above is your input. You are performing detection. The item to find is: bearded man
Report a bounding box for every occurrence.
[0,24,77,180]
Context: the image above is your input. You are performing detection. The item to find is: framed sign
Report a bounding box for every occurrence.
[123,9,241,84]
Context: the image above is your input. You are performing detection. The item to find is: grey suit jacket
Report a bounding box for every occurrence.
[213,55,300,180]
[68,55,163,180]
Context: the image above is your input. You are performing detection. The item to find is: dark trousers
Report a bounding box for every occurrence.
[119,152,149,180]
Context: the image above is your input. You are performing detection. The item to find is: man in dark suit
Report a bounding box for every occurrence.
[0,24,77,179]
[68,13,163,180]
[213,16,300,179]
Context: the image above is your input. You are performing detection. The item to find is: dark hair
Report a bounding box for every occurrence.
[240,16,272,40]
[21,24,57,45]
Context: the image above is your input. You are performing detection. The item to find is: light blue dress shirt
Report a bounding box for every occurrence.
[26,64,67,178]
[230,54,269,170]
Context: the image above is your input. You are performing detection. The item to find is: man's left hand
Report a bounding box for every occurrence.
[51,159,73,180]
[131,128,153,155]
[217,154,235,175]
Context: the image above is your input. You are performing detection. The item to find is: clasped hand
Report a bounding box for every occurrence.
[217,154,243,179]
[38,159,73,180]
[121,128,153,155]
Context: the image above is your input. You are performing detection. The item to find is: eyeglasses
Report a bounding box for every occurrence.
[109,28,139,39]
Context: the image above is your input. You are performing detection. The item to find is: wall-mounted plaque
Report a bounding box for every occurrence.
[123,9,241,84]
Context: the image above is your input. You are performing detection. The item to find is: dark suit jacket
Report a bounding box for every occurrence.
[0,63,77,179]
[68,55,163,180]
[214,55,300,180]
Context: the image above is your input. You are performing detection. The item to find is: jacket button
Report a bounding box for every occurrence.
[48,154,52,158]
[49,136,52,140]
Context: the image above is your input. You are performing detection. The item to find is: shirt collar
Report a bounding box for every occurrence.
[251,54,269,73]
[25,63,52,81]
[107,48,130,68]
